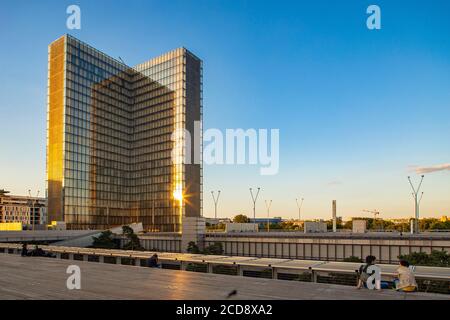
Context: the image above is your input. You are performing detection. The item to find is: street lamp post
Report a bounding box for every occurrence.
[408,175,424,234]
[265,200,272,233]
[211,190,221,219]
[295,198,304,221]
[249,187,261,221]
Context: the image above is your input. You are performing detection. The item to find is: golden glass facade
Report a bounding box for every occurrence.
[47,35,202,232]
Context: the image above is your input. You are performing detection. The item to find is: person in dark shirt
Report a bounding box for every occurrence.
[31,245,46,257]
[21,243,28,257]
[147,254,160,268]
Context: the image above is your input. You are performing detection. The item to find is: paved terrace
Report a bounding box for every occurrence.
[2,242,450,282]
[0,254,448,300]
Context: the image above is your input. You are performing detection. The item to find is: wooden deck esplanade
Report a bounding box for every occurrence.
[1,242,449,299]
[0,254,449,300]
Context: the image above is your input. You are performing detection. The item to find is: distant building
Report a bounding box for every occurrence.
[304,221,327,233]
[205,217,231,226]
[47,35,202,231]
[250,217,282,228]
[352,220,367,233]
[225,223,259,233]
[0,193,47,229]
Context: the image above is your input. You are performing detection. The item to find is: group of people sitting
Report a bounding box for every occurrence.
[21,243,53,257]
[357,255,418,292]
[22,242,162,269]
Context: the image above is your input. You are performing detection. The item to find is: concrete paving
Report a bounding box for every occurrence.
[0,254,449,300]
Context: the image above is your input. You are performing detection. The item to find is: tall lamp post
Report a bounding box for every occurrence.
[211,190,221,219]
[249,187,261,221]
[408,175,424,234]
[28,189,40,231]
[265,200,272,233]
[295,198,304,221]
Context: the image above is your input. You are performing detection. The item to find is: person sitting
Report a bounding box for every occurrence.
[21,243,28,257]
[394,260,417,292]
[31,245,46,257]
[147,254,161,268]
[357,255,378,289]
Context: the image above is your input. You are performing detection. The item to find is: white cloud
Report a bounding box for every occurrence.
[410,163,450,174]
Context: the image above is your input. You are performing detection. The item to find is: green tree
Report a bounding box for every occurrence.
[419,218,435,231]
[384,221,410,232]
[203,242,224,255]
[343,220,353,229]
[430,220,450,230]
[122,226,143,251]
[264,222,282,230]
[91,230,118,249]
[398,250,450,267]
[187,241,201,254]
[379,219,395,230]
[279,221,300,231]
[343,256,363,263]
[325,218,343,230]
[233,214,250,223]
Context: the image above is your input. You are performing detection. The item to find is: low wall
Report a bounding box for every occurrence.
[204,233,450,264]
[134,232,450,264]
[130,233,181,252]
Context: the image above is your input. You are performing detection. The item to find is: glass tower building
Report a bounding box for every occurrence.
[47,35,202,232]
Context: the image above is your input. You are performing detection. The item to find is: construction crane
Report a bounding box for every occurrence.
[363,209,382,231]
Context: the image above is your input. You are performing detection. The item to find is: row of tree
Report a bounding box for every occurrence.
[91,226,144,250]
[338,217,450,232]
[398,250,450,267]
[187,241,224,255]
[340,250,450,267]
[91,227,225,256]
[329,217,450,232]
[207,214,450,232]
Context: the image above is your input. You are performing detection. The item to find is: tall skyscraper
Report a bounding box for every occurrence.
[47,35,202,232]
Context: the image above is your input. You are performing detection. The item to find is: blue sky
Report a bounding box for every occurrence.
[0,0,449,220]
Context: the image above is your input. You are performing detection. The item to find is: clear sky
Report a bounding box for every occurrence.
[0,0,449,220]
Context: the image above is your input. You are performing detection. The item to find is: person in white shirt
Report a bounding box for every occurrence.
[394,260,417,292]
